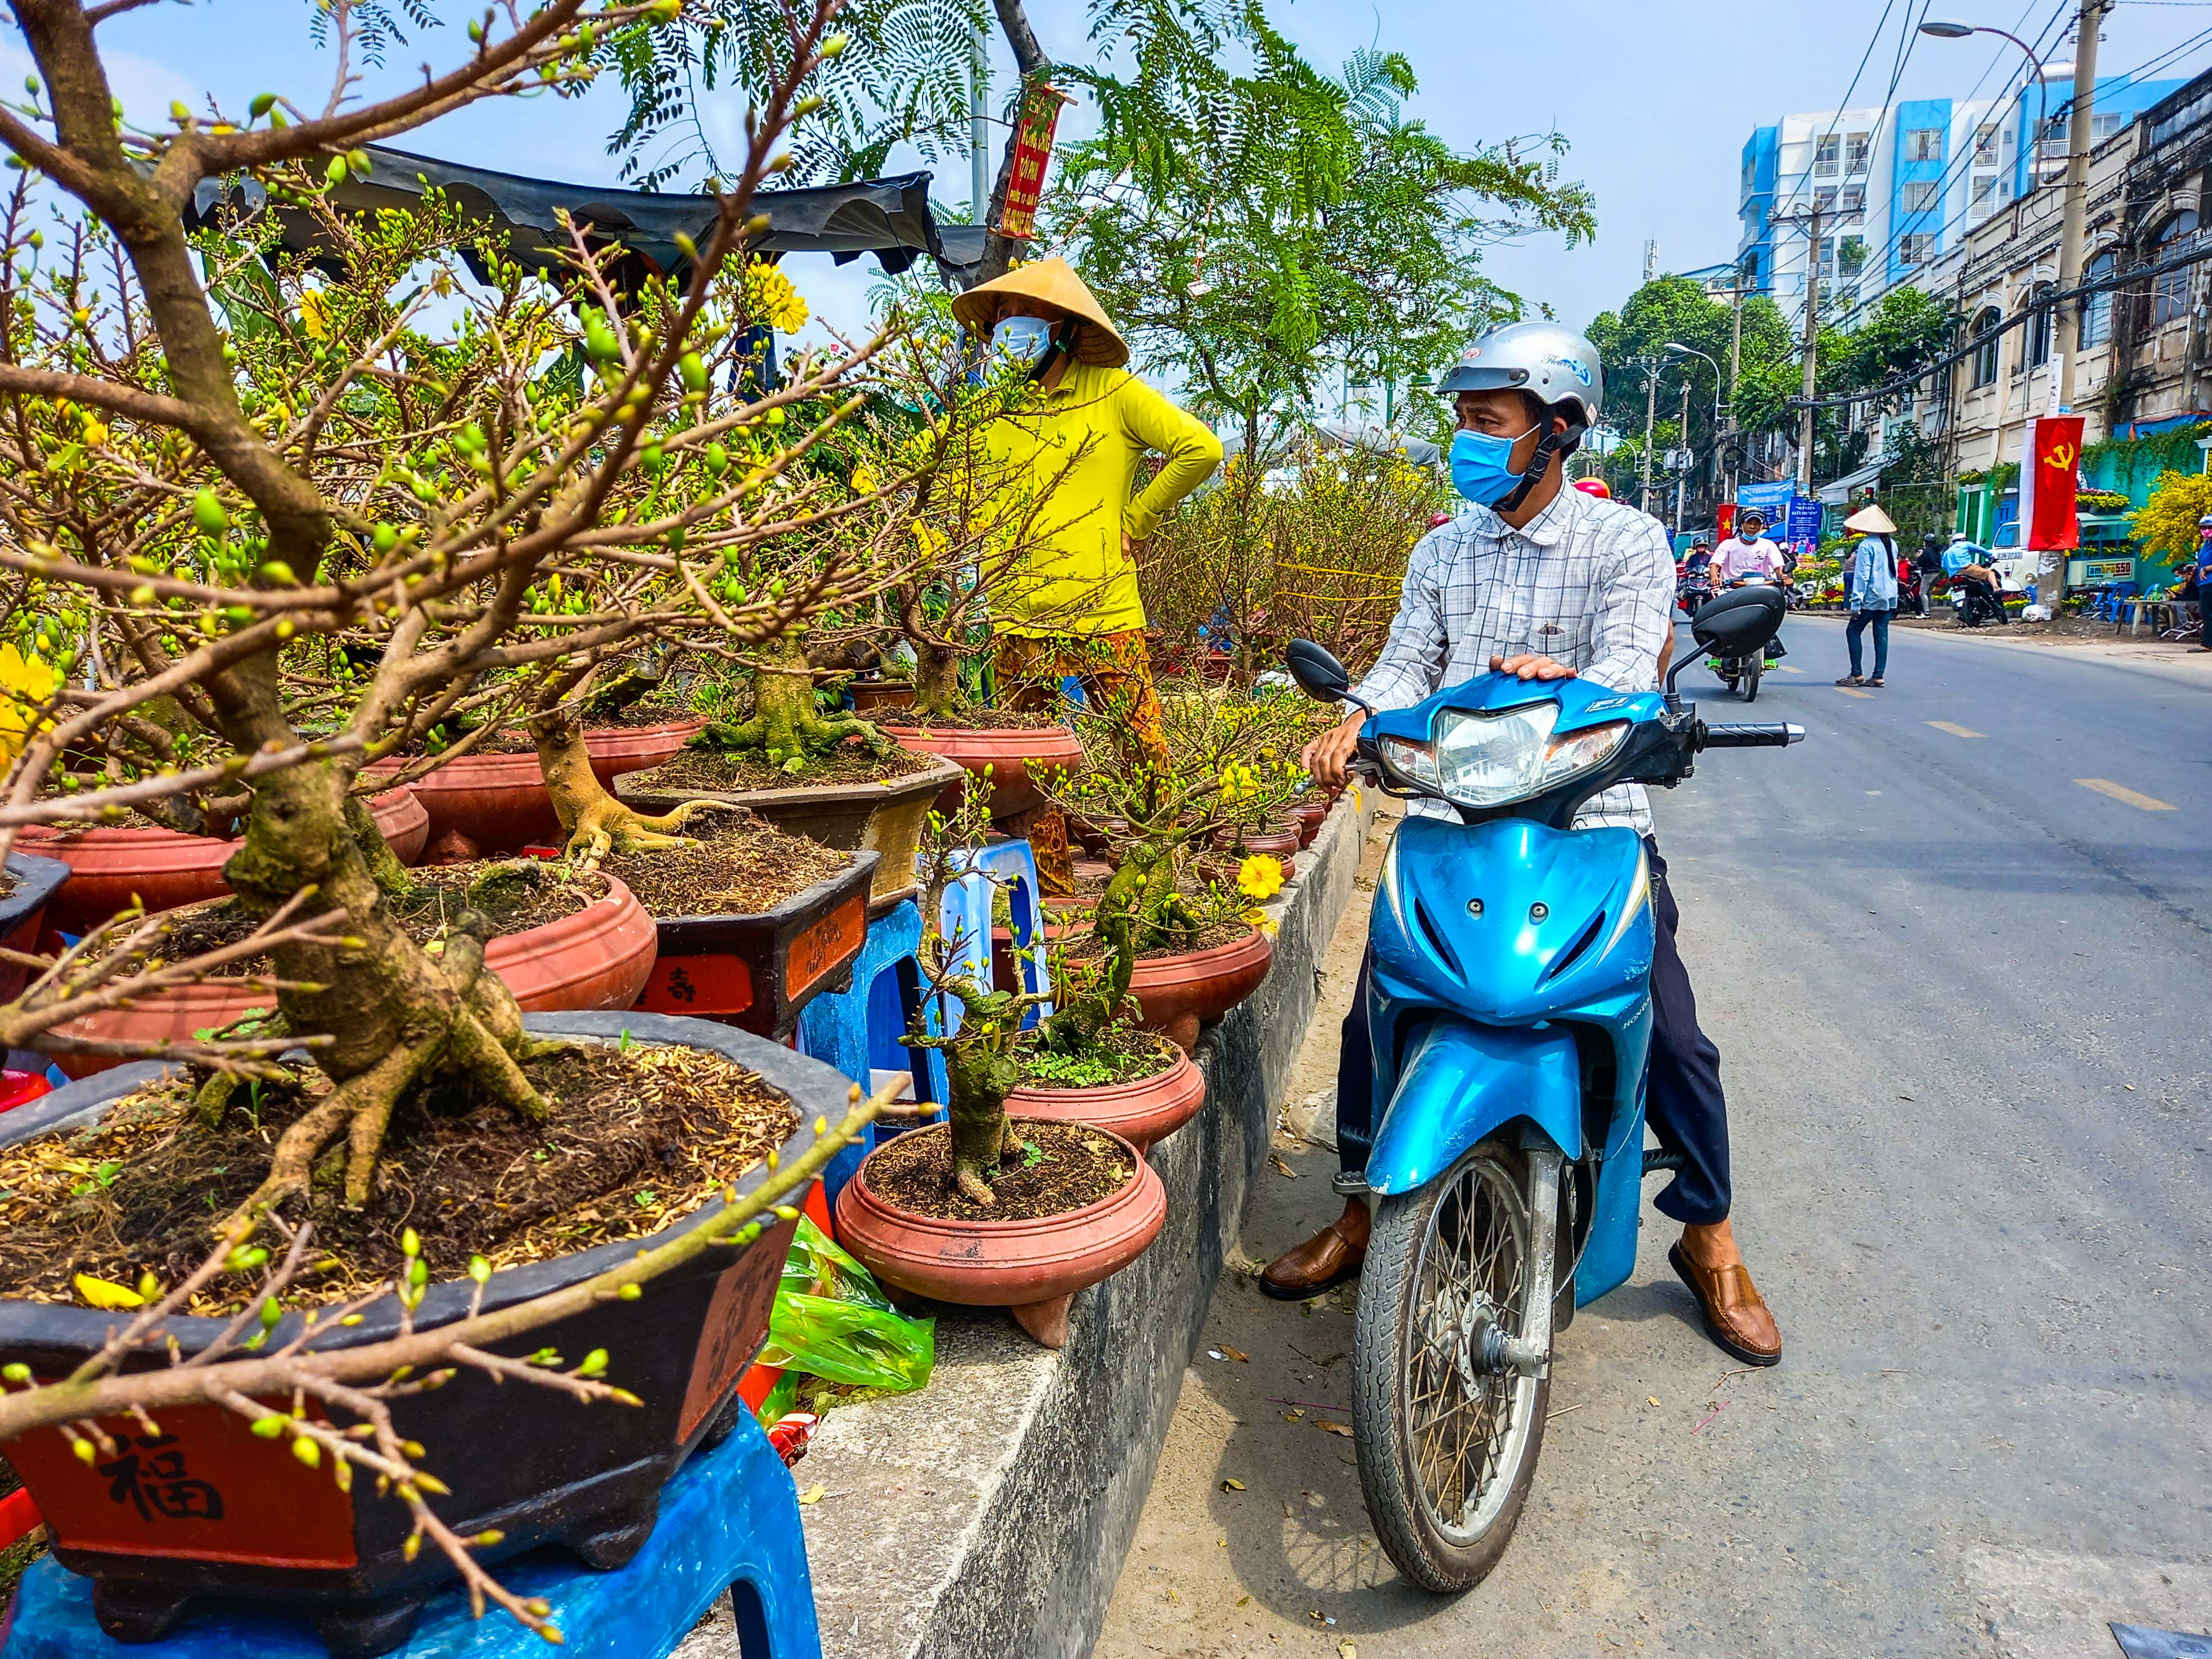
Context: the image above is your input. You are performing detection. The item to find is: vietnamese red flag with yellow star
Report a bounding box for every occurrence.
[2020,414,2085,551]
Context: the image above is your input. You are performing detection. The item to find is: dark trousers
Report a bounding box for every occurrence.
[1845,607,1891,677]
[1335,838,1731,1225]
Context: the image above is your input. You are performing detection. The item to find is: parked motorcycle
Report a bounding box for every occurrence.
[1950,575,2017,627]
[1282,588,1803,1591]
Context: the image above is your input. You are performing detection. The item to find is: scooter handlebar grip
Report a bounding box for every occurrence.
[1701,723,1805,748]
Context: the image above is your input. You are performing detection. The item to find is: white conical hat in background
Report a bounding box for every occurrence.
[1844,504,1898,534]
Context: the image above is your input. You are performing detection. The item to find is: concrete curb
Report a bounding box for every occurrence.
[794,788,1381,1659]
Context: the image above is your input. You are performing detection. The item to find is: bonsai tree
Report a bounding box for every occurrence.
[0,0,918,1635]
[1028,679,1309,1055]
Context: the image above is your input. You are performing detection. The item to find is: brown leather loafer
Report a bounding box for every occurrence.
[1668,1242,1781,1366]
[1260,1218,1367,1300]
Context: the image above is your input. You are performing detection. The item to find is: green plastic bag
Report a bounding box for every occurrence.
[755,1215,935,1394]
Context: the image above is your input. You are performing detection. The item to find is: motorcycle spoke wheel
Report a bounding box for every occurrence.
[1353,1142,1550,1592]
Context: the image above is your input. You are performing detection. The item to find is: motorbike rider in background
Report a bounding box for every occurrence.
[1262,321,1783,1368]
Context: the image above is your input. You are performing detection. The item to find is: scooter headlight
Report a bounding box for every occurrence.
[1380,705,1630,809]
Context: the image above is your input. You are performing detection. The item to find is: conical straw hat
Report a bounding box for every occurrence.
[1844,503,1897,534]
[951,257,1129,367]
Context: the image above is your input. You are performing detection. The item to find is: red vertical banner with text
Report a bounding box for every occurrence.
[2020,414,2085,552]
[997,84,1070,242]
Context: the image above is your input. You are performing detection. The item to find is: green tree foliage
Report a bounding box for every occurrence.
[603,0,986,187]
[1047,14,1594,460]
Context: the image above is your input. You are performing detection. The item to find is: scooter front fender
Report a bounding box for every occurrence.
[1364,1016,1580,1196]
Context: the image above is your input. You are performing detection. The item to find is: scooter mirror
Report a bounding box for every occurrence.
[1691,584,1785,657]
[1285,638,1353,704]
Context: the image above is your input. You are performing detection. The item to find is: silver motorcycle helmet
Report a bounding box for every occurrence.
[1435,321,1606,430]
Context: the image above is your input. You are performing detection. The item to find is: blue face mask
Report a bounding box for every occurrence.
[991,315,1054,365]
[1449,425,1538,506]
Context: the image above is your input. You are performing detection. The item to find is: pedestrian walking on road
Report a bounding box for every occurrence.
[1837,503,1899,687]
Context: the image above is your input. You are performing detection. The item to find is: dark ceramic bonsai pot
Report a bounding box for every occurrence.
[632,850,879,1039]
[0,1011,849,1657]
[0,853,69,1002]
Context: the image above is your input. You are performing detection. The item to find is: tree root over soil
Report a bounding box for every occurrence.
[531,707,735,869]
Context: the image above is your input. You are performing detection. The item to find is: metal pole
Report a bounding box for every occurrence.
[970,22,990,225]
[1642,362,1658,516]
[1798,203,1822,495]
[1674,377,1691,534]
[2038,0,2106,603]
[1728,277,1744,503]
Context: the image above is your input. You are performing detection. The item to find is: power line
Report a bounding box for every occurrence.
[1785,230,2212,408]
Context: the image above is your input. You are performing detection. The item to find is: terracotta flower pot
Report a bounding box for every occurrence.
[632,851,878,1040]
[23,787,428,938]
[1006,1046,1206,1152]
[1128,926,1274,1053]
[834,1119,1166,1348]
[846,678,916,714]
[618,751,963,909]
[49,872,659,1078]
[364,721,703,854]
[878,722,1084,822]
[0,1011,846,1658]
[1292,803,1327,846]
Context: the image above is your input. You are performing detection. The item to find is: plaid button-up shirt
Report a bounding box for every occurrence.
[1350,484,1675,832]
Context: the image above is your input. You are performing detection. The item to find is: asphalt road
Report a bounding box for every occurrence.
[1093,620,2212,1659]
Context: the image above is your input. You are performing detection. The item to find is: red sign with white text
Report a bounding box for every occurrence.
[2021,414,2085,551]
[997,85,1071,241]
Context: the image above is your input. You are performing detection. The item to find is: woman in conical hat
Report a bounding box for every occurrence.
[1838,502,1900,687]
[951,258,1222,894]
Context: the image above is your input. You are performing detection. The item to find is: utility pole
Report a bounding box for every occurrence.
[1641,362,1659,516]
[970,21,990,224]
[1673,377,1692,534]
[1727,274,1746,502]
[1797,202,1822,496]
[2045,0,2107,599]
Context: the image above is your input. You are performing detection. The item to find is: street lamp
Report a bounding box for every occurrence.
[1663,341,1726,430]
[1919,17,2051,190]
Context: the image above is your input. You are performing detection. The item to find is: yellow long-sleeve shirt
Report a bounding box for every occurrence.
[988,360,1222,637]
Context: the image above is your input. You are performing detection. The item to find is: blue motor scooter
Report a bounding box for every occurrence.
[1281,584,1802,1593]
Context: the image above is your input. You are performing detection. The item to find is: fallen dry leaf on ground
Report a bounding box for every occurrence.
[1339,1643,1358,1658]
[1219,1344,1249,1362]
[1269,1154,1300,1179]
[796,1483,827,1505]
[1647,1396,1661,1406]
[1316,1420,1354,1437]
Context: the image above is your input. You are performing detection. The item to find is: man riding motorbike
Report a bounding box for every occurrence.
[1262,321,1783,1368]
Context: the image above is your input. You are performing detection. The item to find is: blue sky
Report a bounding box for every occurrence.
[11,0,2212,349]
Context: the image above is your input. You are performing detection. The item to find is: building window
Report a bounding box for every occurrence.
[2025,283,2056,368]
[1905,127,1944,161]
[2152,210,2200,327]
[1815,134,1841,177]
[1743,250,1760,284]
[1900,232,1935,267]
[1814,236,1835,279]
[2037,114,2069,159]
[1839,236,1867,279]
[1970,175,2001,219]
[2093,111,2121,142]
[1970,308,2003,387]
[1815,185,1838,217]
[1901,179,1939,214]
[1974,123,1999,165]
[2080,251,2116,349]
[1840,183,1866,223]
[1845,132,1871,173]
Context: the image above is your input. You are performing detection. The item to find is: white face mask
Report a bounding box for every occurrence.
[1740,527,1761,542]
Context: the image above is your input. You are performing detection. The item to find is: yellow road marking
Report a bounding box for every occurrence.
[1836,687,1875,699]
[1927,720,1984,737]
[2075,778,2177,812]
[1776,665,1805,674]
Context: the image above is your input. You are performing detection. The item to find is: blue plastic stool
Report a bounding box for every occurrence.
[953,840,1053,1027]
[935,872,993,1038]
[0,1410,819,1659]
[796,900,948,1219]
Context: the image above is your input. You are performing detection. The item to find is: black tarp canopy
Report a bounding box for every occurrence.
[186,145,970,291]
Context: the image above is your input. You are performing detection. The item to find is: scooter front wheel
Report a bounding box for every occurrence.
[1352,1138,1552,1592]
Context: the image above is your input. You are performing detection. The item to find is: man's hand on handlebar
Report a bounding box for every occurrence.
[1301,711,1365,791]
[1492,653,1578,682]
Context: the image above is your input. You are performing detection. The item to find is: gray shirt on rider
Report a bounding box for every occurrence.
[1351,484,1675,833]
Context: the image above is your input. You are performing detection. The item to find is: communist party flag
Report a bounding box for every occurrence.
[2019,414,2085,552]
